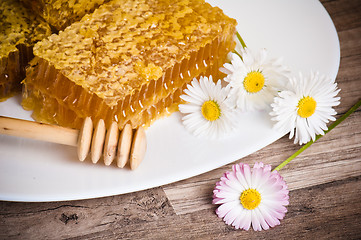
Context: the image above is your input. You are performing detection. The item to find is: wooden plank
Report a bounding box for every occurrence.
[2,176,359,239]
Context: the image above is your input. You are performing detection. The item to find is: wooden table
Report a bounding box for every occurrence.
[1,0,360,238]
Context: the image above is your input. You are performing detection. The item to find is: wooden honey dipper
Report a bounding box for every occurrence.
[0,116,146,170]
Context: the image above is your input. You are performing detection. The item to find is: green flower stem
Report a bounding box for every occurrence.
[273,98,361,172]
[233,32,246,60]
[236,32,247,49]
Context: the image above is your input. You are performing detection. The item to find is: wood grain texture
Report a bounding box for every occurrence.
[0,0,361,239]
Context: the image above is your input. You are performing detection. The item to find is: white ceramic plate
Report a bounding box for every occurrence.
[0,0,340,202]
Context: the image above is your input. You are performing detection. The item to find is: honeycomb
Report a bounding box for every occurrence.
[22,0,237,129]
[21,0,110,31]
[0,0,51,102]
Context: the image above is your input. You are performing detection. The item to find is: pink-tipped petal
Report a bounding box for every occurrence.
[251,211,262,231]
[243,211,252,231]
[257,208,270,230]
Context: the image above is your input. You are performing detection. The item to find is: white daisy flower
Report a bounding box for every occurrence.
[220,48,289,111]
[270,71,341,145]
[213,162,289,231]
[179,76,237,139]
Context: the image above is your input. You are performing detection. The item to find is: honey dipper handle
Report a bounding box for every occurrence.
[0,116,79,146]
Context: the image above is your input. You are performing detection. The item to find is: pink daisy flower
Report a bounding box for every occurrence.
[213,162,289,231]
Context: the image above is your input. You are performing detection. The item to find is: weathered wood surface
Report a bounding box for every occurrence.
[1,0,361,239]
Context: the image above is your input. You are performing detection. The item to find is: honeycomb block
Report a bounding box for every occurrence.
[23,0,237,129]
[0,0,51,102]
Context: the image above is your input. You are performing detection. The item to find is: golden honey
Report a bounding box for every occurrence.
[20,0,109,31]
[0,0,51,102]
[23,0,237,129]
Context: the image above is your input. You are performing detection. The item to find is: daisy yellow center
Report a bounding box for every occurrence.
[201,100,221,121]
[240,189,261,210]
[243,71,265,93]
[297,96,317,118]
